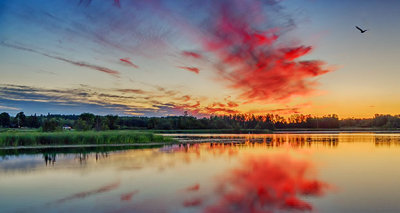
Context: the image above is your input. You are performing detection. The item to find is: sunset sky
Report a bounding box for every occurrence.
[1,0,400,118]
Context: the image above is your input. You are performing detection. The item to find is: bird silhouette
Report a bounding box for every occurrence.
[355,26,367,33]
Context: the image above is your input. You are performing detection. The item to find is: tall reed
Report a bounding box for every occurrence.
[0,130,175,147]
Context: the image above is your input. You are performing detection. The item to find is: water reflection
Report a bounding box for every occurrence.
[3,134,400,213]
[204,154,330,212]
[171,134,340,148]
[43,153,56,165]
[120,190,140,202]
[43,152,110,166]
[52,181,121,205]
[374,135,400,147]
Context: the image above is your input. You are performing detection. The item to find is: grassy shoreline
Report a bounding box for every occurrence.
[0,130,175,147]
[2,128,400,148]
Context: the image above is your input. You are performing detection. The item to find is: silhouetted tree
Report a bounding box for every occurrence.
[15,112,26,128]
[105,115,119,130]
[0,112,11,127]
[42,118,60,132]
[5,111,400,131]
[26,114,40,128]
[75,113,95,131]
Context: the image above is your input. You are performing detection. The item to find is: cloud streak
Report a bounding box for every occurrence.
[1,42,120,78]
[0,84,237,116]
[178,66,200,74]
[120,58,139,69]
[182,51,202,59]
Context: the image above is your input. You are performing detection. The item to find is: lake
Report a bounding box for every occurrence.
[1,133,400,213]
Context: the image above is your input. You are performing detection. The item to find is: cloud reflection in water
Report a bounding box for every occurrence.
[204,154,330,213]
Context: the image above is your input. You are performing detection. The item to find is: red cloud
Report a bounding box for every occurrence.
[227,101,239,107]
[185,184,200,192]
[179,66,200,74]
[211,102,226,108]
[204,107,239,114]
[66,59,120,77]
[199,0,332,103]
[182,95,191,102]
[281,46,313,61]
[182,51,202,59]
[204,154,330,212]
[120,58,139,69]
[268,107,301,114]
[172,99,241,116]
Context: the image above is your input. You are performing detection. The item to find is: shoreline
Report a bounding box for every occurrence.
[0,142,174,150]
[2,130,400,150]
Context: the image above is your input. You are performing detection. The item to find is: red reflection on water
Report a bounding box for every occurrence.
[120,190,139,201]
[54,181,120,204]
[183,198,203,207]
[205,155,330,212]
[185,183,200,192]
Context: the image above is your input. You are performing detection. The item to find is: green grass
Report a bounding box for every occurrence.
[0,130,176,147]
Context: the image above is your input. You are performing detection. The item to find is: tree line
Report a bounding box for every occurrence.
[1,112,400,131]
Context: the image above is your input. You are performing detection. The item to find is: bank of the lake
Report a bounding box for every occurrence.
[0,130,175,147]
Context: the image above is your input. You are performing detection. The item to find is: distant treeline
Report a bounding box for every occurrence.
[1,112,400,131]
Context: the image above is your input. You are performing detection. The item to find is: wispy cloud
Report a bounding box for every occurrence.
[182,51,202,59]
[1,42,120,78]
[0,84,235,116]
[117,89,147,95]
[248,102,312,115]
[0,105,21,111]
[120,58,139,69]
[178,66,200,74]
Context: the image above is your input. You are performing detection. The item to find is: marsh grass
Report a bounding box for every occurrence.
[0,130,175,147]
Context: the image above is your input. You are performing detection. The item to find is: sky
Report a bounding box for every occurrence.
[0,0,400,118]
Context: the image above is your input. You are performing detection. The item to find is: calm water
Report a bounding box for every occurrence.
[1,133,400,213]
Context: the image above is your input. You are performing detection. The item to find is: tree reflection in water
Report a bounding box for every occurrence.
[43,153,56,166]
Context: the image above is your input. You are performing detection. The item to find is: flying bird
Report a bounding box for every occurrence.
[355,26,367,33]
